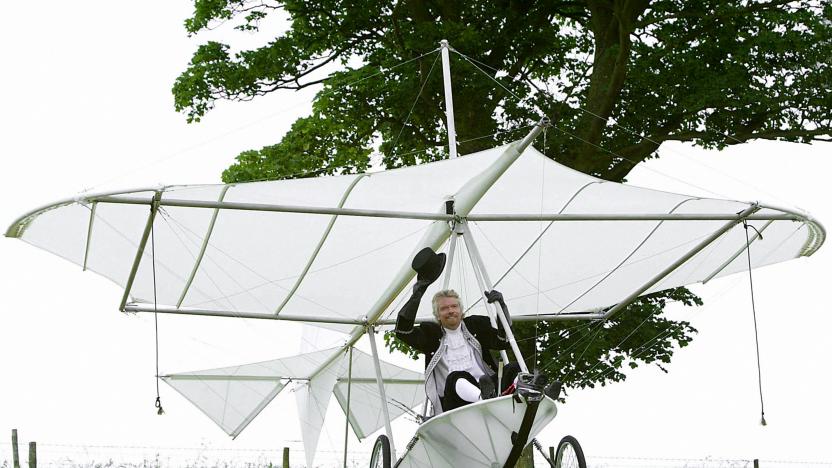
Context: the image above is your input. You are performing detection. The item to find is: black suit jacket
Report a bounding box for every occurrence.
[395,314,509,373]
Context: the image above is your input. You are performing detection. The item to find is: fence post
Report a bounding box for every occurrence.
[282,447,290,468]
[28,441,36,468]
[754,459,760,468]
[11,429,20,468]
[549,446,555,464]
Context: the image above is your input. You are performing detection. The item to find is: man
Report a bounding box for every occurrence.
[395,247,519,415]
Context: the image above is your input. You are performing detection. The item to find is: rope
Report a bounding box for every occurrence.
[150,209,164,416]
[743,220,767,426]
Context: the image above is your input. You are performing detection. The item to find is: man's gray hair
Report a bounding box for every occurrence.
[431,289,464,320]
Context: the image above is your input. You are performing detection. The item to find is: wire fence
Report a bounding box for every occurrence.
[579,455,832,467]
[2,441,831,468]
[0,441,371,468]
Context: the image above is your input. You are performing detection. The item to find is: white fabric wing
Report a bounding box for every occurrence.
[6,143,824,329]
[295,356,342,468]
[162,347,424,464]
[161,348,338,437]
[333,349,425,440]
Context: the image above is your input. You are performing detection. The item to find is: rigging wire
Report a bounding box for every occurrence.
[581,270,748,387]
[388,51,441,160]
[453,49,734,200]
[150,211,164,416]
[559,321,607,382]
[552,197,702,316]
[453,49,799,206]
[575,303,667,388]
[204,122,535,186]
[142,214,365,429]
[79,209,335,413]
[145,212,347,416]
[469,222,565,309]
[536,319,605,375]
[81,49,441,194]
[743,220,768,426]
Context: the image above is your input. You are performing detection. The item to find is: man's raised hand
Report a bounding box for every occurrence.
[485,290,504,304]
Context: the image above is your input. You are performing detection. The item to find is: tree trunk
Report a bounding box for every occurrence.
[567,0,649,175]
[515,443,535,468]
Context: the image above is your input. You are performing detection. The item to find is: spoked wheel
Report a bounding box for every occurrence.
[369,434,392,468]
[554,435,586,468]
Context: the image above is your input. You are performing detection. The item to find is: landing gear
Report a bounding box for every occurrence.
[369,434,392,468]
[554,435,586,468]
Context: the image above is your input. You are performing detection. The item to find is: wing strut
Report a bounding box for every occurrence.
[342,346,353,468]
[597,203,762,321]
[368,325,397,460]
[459,221,528,373]
[459,219,511,366]
[119,191,162,311]
[177,185,231,307]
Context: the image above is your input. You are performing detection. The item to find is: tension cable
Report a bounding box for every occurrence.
[150,209,164,416]
[743,220,766,426]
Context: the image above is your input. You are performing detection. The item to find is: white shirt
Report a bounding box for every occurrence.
[440,326,485,381]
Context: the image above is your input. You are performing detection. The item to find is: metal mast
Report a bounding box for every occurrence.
[440,40,458,159]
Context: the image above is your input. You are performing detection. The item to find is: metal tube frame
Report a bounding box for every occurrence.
[442,231,458,290]
[119,192,162,311]
[125,304,604,324]
[306,120,549,383]
[702,219,773,284]
[275,174,367,314]
[162,374,423,384]
[458,222,529,373]
[440,40,458,159]
[87,196,805,223]
[343,346,353,468]
[82,202,97,271]
[467,213,800,222]
[597,204,761,321]
[460,224,510,364]
[177,185,231,307]
[367,325,396,460]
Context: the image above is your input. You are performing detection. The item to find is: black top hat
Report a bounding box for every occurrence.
[411,247,447,285]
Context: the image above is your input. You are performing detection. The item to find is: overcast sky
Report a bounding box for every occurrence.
[1,2,830,467]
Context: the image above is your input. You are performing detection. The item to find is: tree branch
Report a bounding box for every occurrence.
[637,0,798,28]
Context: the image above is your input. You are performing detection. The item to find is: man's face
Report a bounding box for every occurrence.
[437,296,462,330]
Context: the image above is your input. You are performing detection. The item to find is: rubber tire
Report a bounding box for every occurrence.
[554,435,586,468]
[369,434,392,468]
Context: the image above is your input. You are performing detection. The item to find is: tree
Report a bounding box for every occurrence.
[172,0,830,392]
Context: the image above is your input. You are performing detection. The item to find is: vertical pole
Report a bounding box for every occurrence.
[342,347,353,468]
[119,192,162,311]
[367,326,397,461]
[282,447,290,468]
[461,230,509,364]
[754,459,760,468]
[27,442,35,468]
[82,202,96,271]
[440,40,458,159]
[460,222,528,373]
[549,446,555,464]
[11,429,20,468]
[442,232,458,290]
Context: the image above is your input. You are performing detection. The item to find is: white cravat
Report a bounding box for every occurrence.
[442,326,485,380]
